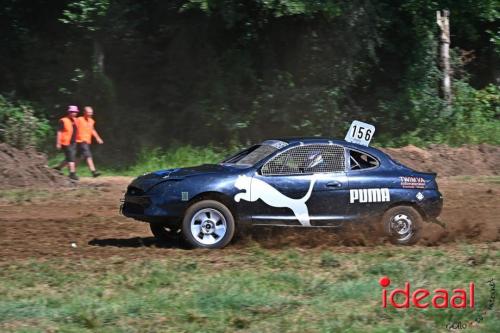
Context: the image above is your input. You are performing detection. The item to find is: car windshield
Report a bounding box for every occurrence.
[221,140,288,166]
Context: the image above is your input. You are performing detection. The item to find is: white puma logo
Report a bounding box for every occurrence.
[234,175,317,226]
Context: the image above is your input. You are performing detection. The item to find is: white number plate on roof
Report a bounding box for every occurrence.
[345,120,375,146]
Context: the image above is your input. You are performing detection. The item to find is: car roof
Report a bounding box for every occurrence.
[271,137,383,153]
[273,136,333,144]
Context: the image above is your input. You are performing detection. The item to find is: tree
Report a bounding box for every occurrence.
[60,0,110,73]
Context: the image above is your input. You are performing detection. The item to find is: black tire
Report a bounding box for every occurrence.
[182,200,235,249]
[150,224,181,242]
[382,206,422,245]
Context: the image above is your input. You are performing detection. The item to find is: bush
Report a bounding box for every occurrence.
[393,82,500,147]
[0,95,51,149]
[443,83,500,145]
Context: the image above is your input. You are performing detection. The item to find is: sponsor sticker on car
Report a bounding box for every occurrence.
[350,188,390,203]
[400,176,426,189]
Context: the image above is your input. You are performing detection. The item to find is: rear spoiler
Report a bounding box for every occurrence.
[418,171,437,177]
[388,157,437,177]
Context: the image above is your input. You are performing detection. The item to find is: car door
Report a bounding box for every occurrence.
[250,144,349,226]
[345,148,388,220]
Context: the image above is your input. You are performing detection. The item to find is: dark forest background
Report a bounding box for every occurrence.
[0,0,499,166]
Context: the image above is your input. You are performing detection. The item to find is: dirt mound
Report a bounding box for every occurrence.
[381,144,500,176]
[0,143,68,188]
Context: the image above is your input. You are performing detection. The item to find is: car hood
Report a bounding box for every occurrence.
[129,164,243,192]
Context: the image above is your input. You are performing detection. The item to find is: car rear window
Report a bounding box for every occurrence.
[349,150,378,170]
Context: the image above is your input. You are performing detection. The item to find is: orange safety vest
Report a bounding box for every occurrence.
[76,116,95,144]
[58,117,76,146]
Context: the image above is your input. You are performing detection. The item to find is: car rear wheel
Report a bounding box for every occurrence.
[382,206,422,245]
[182,200,235,249]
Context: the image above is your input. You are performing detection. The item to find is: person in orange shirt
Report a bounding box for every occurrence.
[56,105,79,180]
[76,106,104,177]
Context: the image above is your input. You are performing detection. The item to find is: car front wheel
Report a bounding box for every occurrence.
[382,206,422,245]
[150,224,181,242]
[182,200,235,249]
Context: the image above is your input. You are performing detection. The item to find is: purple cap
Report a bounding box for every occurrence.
[67,105,79,113]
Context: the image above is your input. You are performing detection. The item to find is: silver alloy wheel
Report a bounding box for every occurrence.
[390,214,413,241]
[190,208,227,245]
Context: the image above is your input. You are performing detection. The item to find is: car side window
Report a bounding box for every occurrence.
[261,144,345,176]
[349,150,378,170]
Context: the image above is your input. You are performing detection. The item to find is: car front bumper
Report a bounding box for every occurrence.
[120,188,187,225]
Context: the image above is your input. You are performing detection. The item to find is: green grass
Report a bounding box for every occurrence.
[0,188,100,205]
[48,145,232,177]
[0,245,498,332]
[124,146,229,176]
[0,189,51,204]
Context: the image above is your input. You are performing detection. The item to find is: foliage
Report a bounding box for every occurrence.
[0,0,499,161]
[441,83,500,145]
[182,0,343,21]
[0,96,51,149]
[386,82,500,147]
[59,0,110,32]
[392,62,500,146]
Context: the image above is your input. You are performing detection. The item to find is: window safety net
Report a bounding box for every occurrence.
[262,144,345,176]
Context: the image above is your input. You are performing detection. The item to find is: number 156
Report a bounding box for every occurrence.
[352,125,372,141]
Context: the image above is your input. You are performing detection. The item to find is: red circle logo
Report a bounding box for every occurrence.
[379,276,391,287]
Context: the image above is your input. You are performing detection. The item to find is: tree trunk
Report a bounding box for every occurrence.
[93,39,105,73]
[436,10,452,109]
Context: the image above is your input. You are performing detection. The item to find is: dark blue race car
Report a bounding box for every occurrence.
[121,138,443,248]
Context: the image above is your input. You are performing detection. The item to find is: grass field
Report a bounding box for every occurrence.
[1,243,498,332]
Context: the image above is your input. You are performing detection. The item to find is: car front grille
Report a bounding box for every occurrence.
[127,186,145,196]
[122,188,151,216]
[122,201,145,215]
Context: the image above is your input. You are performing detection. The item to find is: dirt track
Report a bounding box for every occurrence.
[0,176,498,260]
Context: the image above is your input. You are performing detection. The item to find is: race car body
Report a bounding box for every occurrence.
[121,138,443,248]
